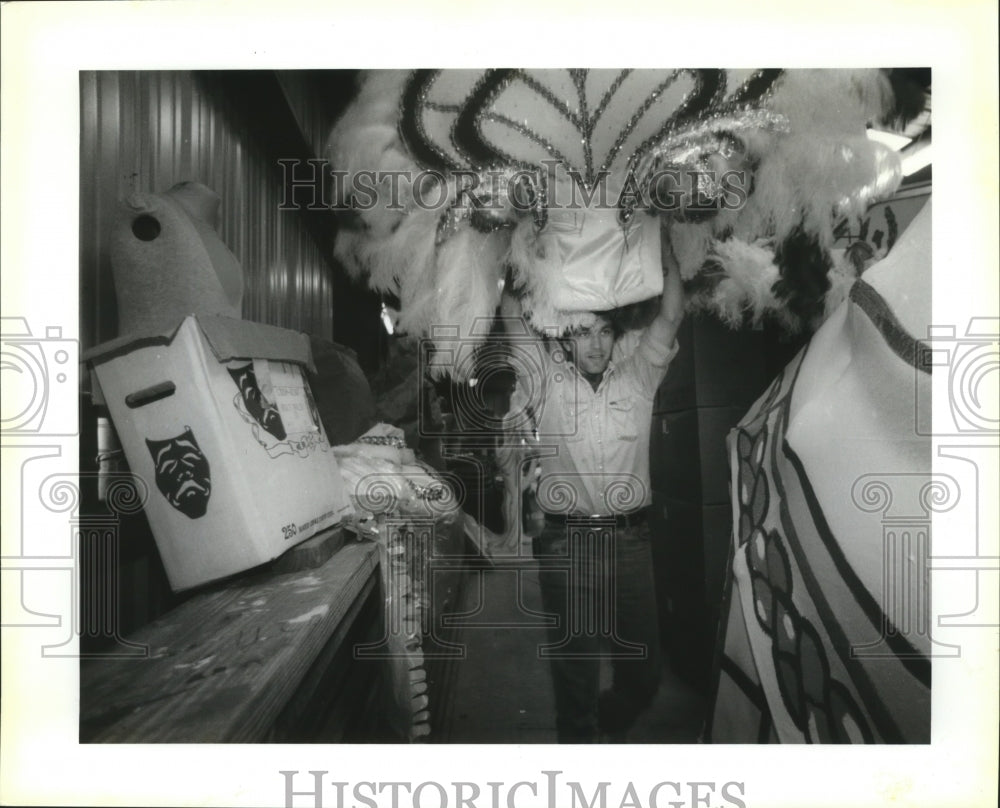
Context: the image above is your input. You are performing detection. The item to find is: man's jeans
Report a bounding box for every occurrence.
[535,516,662,742]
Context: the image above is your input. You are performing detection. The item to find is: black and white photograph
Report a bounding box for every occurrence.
[1,2,997,807]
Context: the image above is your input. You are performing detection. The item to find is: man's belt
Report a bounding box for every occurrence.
[543,507,650,529]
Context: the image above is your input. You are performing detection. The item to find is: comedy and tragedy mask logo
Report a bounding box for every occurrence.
[145,427,212,518]
[227,362,287,440]
[228,361,328,458]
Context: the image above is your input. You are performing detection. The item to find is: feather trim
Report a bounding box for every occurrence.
[508,219,566,334]
[668,221,715,280]
[435,225,506,337]
[328,69,909,346]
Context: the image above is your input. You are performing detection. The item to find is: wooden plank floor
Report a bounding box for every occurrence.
[435,541,707,743]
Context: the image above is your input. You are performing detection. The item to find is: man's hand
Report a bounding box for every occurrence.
[646,236,686,350]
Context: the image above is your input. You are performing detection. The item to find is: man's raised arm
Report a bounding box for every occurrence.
[644,237,685,353]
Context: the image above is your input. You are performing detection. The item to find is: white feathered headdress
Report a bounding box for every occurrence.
[327,69,905,372]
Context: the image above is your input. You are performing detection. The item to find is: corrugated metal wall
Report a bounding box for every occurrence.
[275,70,352,163]
[78,71,346,640]
[79,70,336,351]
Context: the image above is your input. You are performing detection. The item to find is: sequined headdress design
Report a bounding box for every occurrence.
[328,69,904,368]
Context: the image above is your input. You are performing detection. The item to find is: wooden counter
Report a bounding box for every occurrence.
[80,535,382,742]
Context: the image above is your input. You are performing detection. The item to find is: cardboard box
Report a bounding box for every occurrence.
[696,406,746,505]
[648,493,715,687]
[654,318,695,413]
[648,494,734,605]
[655,316,770,414]
[701,503,732,606]
[650,406,744,505]
[650,409,700,501]
[86,315,353,591]
[690,315,767,409]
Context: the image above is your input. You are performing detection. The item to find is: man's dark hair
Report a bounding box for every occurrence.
[596,297,660,338]
[591,311,626,340]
